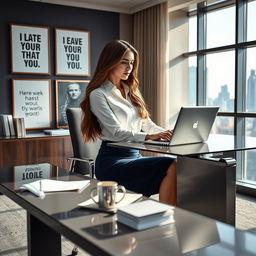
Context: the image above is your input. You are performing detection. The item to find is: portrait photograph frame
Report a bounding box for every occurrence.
[10,24,50,74]
[55,79,89,128]
[55,28,91,76]
[12,79,52,129]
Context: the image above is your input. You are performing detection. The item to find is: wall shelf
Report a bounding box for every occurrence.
[0,133,73,169]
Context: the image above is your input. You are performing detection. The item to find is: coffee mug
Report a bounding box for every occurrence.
[90,181,126,209]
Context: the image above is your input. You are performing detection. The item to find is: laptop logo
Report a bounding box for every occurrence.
[192,121,199,129]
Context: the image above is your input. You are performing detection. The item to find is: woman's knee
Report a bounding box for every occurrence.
[167,160,177,175]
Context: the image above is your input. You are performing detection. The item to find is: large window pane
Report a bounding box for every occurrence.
[244,118,256,182]
[206,51,235,112]
[189,16,197,52]
[206,6,235,48]
[246,47,256,112]
[189,56,197,105]
[247,0,256,41]
[211,116,234,134]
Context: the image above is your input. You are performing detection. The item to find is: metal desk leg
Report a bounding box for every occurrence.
[177,156,236,225]
[27,212,61,256]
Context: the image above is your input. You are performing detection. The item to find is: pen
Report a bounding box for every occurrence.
[39,180,45,199]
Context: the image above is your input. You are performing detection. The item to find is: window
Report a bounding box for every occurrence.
[246,47,256,112]
[206,51,235,112]
[189,56,197,105]
[247,0,256,41]
[187,0,256,191]
[189,16,197,52]
[206,6,235,48]
[212,116,234,134]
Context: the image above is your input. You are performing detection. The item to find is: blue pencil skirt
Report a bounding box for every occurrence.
[95,141,175,197]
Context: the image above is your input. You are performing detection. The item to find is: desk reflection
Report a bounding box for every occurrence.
[175,208,220,253]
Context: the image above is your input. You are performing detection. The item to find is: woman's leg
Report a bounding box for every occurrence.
[159,160,177,205]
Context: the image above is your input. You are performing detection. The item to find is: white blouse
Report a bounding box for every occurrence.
[89,80,164,142]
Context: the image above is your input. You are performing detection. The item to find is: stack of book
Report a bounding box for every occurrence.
[117,200,175,230]
[0,114,25,137]
[44,129,70,136]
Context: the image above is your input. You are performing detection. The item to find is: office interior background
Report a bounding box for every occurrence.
[0,0,256,194]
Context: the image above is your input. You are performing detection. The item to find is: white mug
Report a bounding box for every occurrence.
[90,181,126,209]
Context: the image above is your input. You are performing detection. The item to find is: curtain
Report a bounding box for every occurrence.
[133,2,168,127]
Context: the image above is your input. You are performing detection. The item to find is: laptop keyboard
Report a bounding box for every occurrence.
[143,140,170,146]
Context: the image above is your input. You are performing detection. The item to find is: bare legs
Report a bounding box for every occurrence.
[159,160,177,206]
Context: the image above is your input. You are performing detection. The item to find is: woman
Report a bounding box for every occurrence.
[80,40,176,205]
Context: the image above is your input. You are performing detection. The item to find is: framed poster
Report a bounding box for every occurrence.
[55,28,90,76]
[10,24,50,74]
[12,79,52,129]
[55,80,89,128]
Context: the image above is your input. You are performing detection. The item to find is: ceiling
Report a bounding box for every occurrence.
[29,0,168,14]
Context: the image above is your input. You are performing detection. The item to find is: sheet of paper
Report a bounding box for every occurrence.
[20,179,90,193]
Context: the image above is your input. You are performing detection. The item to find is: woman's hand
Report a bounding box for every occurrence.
[145,130,173,141]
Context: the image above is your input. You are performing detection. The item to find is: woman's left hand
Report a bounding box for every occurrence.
[145,129,173,141]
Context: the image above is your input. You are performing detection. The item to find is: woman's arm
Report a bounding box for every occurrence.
[90,89,147,142]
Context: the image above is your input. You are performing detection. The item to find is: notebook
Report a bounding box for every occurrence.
[144,106,219,146]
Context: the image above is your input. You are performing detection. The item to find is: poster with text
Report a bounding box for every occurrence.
[12,79,51,129]
[55,28,90,76]
[10,24,50,74]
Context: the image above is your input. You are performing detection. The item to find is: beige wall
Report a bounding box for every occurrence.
[167,8,189,128]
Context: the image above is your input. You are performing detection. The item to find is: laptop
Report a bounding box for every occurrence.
[144,106,219,146]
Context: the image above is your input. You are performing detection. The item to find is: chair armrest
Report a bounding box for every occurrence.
[67,157,94,164]
[66,157,95,178]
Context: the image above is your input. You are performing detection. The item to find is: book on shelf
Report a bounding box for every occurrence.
[20,179,90,198]
[13,117,26,137]
[44,129,70,135]
[7,115,15,136]
[117,200,175,230]
[0,114,10,137]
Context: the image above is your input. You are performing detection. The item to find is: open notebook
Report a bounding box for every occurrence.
[144,106,219,146]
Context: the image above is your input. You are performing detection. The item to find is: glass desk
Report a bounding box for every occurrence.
[109,134,256,226]
[0,163,256,256]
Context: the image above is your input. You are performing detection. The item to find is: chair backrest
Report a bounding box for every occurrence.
[66,108,101,175]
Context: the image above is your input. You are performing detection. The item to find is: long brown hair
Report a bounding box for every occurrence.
[80,40,149,141]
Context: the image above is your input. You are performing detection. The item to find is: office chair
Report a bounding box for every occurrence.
[66,108,101,256]
[66,108,101,178]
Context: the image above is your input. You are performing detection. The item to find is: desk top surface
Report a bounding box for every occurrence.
[0,163,255,256]
[108,134,256,156]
